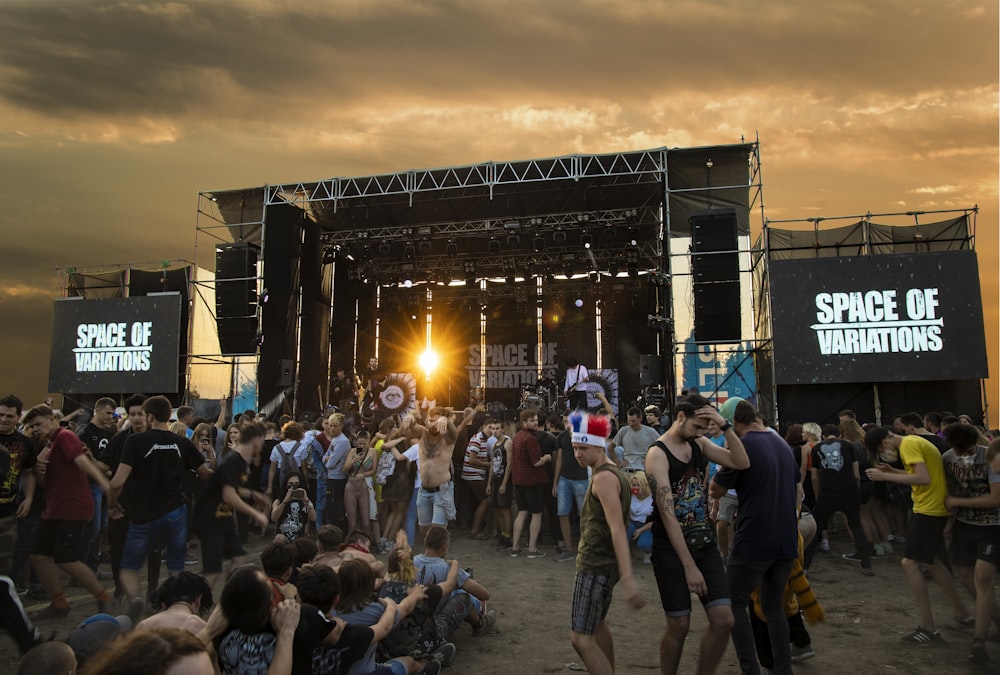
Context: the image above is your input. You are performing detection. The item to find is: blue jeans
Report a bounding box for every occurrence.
[727,554,795,675]
[121,504,188,574]
[416,482,455,527]
[82,481,105,573]
[311,447,327,527]
[627,521,652,552]
[557,477,588,516]
[406,488,418,545]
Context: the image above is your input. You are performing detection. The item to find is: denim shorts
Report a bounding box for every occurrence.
[120,504,188,573]
[417,482,456,527]
[557,477,589,517]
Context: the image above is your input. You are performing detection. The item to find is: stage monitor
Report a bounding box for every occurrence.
[48,294,183,394]
[770,250,988,385]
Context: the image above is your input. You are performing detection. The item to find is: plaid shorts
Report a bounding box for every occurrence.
[571,573,616,635]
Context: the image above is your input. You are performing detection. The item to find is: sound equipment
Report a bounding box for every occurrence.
[691,209,740,342]
[639,354,661,387]
[215,243,259,354]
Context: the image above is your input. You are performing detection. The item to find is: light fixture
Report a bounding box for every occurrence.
[533,235,546,252]
[602,226,616,242]
[506,233,520,247]
[321,245,337,264]
[581,231,593,249]
[563,261,574,278]
[574,297,584,308]
[418,238,432,253]
[553,228,567,243]
[259,288,269,305]
[488,238,501,255]
[463,261,476,286]
[404,244,416,260]
[447,240,459,256]
[378,241,391,256]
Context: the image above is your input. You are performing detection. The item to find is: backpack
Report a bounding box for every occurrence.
[278,441,302,486]
[375,448,396,486]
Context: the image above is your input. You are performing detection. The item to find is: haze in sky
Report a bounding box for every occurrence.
[0,0,995,416]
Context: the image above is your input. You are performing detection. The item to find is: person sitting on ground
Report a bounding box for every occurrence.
[628,471,654,563]
[315,525,349,572]
[206,565,388,675]
[414,525,496,637]
[330,558,444,674]
[379,531,460,661]
[136,571,213,636]
[16,641,76,675]
[262,541,298,605]
[80,627,216,675]
[271,473,316,544]
[289,537,319,583]
[341,530,386,579]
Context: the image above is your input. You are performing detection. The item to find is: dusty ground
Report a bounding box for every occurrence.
[3,528,997,674]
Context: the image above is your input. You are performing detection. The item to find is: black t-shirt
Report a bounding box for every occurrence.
[215,604,354,675]
[536,430,558,478]
[78,423,116,466]
[556,430,589,481]
[275,499,309,541]
[0,431,37,518]
[121,429,205,524]
[194,452,249,535]
[918,433,949,455]
[810,439,858,494]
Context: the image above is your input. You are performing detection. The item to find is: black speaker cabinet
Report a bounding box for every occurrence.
[639,354,661,387]
[690,209,741,342]
[215,243,259,354]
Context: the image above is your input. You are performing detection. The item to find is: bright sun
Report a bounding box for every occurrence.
[419,348,440,375]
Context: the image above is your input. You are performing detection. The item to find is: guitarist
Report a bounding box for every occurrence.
[331,367,356,413]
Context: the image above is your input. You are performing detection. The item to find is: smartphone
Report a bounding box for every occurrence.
[290,488,307,501]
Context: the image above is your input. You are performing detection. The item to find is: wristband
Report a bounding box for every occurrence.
[720,422,732,433]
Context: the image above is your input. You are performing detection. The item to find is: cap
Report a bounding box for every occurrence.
[718,397,745,425]
[67,613,132,662]
[569,411,610,447]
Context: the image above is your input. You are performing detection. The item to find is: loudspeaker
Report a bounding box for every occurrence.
[216,243,259,354]
[690,209,741,342]
[639,354,661,387]
[278,359,295,387]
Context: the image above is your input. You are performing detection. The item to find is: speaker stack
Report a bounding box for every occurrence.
[690,209,741,342]
[215,243,259,354]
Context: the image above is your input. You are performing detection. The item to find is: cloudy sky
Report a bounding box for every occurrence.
[1,0,996,414]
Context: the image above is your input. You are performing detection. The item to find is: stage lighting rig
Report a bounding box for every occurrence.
[463,261,477,286]
[648,271,671,287]
[581,231,593,250]
[647,315,671,329]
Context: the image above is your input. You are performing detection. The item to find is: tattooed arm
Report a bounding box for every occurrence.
[644,444,708,596]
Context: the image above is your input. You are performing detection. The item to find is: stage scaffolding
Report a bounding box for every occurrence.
[755,206,981,427]
[195,140,767,415]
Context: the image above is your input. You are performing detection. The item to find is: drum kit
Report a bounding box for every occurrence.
[470,383,564,417]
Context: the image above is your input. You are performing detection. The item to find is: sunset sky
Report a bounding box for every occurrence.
[1,1,996,417]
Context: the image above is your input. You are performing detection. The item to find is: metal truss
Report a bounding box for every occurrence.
[318,206,659,245]
[266,149,669,207]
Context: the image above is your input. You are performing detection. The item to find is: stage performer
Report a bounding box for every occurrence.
[564,358,590,411]
[568,410,645,675]
[400,406,478,535]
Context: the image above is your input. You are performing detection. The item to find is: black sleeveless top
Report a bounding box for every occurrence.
[649,439,709,535]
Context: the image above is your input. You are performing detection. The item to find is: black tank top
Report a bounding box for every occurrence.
[649,439,709,534]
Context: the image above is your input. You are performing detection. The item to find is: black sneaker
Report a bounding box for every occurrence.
[431,642,456,668]
[901,627,944,645]
[418,660,441,675]
[969,640,990,665]
[495,537,512,552]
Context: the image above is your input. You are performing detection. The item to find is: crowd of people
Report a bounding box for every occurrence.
[0,387,998,673]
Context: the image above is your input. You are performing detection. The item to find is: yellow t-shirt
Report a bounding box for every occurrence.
[899,435,949,517]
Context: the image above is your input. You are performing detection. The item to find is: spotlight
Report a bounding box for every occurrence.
[505,271,516,285]
[259,288,269,305]
[533,235,546,252]
[574,297,584,308]
[378,241,391,256]
[488,238,501,255]
[418,238,432,253]
[419,348,440,376]
[553,228,567,244]
[608,261,620,278]
[563,261,574,278]
[447,240,459,256]
[589,271,599,282]
[463,261,476,286]
[404,244,416,260]
[581,231,593,249]
[506,233,520,247]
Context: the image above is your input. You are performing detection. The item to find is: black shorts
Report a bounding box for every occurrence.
[903,513,949,565]
[199,529,246,574]
[950,521,1000,568]
[651,533,730,616]
[33,519,87,564]
[465,479,488,503]
[514,484,545,514]
[490,482,513,510]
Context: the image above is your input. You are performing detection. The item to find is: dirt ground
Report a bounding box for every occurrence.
[3,528,997,674]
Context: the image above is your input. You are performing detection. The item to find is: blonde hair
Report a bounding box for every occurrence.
[802,422,822,442]
[327,413,345,427]
[630,471,651,499]
[169,421,188,437]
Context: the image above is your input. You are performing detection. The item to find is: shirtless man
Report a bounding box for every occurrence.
[400,406,480,535]
[135,571,213,635]
[313,525,349,572]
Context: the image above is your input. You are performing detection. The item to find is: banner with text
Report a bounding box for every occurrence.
[48,294,182,393]
[770,251,988,385]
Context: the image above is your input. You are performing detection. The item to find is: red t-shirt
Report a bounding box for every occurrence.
[42,427,93,521]
[511,429,548,487]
